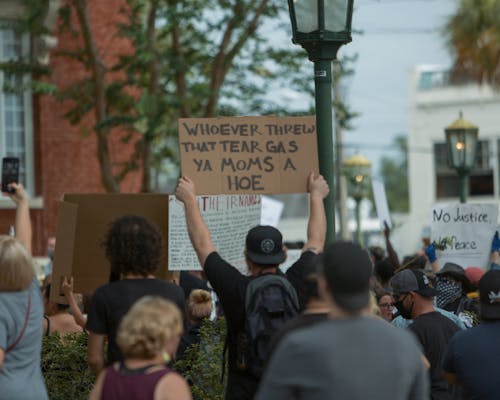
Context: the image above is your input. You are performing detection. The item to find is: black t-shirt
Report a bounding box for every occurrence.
[204,250,316,400]
[86,278,186,364]
[409,311,461,400]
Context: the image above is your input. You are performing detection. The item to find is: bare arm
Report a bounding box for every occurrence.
[3,183,31,254]
[175,176,216,267]
[383,221,400,270]
[0,348,4,370]
[62,277,87,329]
[87,332,106,376]
[88,369,106,400]
[156,372,193,400]
[303,172,329,253]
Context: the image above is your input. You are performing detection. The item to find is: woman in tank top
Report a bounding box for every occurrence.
[88,296,191,400]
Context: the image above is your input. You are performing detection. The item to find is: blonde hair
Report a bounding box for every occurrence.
[187,289,212,323]
[116,296,183,359]
[0,235,34,291]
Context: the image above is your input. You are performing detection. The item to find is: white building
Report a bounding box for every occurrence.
[397,65,500,256]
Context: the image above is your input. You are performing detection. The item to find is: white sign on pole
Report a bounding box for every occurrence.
[261,195,284,227]
[372,180,391,229]
[168,194,261,272]
[431,203,498,269]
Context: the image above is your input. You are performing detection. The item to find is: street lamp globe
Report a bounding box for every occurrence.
[444,112,479,203]
[288,0,354,61]
[343,154,371,244]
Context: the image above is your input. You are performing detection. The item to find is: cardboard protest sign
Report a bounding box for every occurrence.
[168,194,261,272]
[178,116,318,194]
[51,194,170,303]
[431,203,498,270]
[372,180,391,230]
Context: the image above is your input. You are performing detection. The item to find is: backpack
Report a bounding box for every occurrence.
[236,274,299,378]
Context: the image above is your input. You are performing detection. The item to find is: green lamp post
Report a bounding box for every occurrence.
[343,154,371,245]
[444,112,479,203]
[287,0,354,245]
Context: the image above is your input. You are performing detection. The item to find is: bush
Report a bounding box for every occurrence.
[41,332,94,400]
[175,318,227,400]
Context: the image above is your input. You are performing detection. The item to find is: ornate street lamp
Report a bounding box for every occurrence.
[343,154,371,245]
[444,112,479,203]
[287,0,354,245]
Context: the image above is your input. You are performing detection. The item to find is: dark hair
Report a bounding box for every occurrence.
[374,258,394,284]
[44,284,70,311]
[104,215,162,277]
[369,246,385,262]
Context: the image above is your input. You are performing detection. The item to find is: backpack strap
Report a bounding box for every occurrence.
[6,290,32,353]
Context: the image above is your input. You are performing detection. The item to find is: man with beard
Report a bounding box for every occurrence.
[391,269,461,400]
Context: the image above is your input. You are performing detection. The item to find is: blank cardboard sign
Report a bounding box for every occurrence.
[51,194,170,304]
[178,116,318,194]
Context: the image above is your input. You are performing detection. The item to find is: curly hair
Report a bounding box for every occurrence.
[103,215,162,277]
[187,289,212,323]
[116,296,183,359]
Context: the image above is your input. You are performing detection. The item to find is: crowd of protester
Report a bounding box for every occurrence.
[2,178,500,400]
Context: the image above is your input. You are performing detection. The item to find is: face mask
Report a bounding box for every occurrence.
[47,248,54,260]
[394,295,413,320]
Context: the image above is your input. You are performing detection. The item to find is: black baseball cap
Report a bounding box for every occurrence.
[245,225,286,265]
[318,241,372,311]
[391,269,437,298]
[479,270,500,320]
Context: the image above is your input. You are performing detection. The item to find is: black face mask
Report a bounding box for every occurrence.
[394,296,413,320]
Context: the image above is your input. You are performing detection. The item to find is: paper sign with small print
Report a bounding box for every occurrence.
[372,180,391,230]
[168,194,261,272]
[178,116,318,194]
[431,203,498,269]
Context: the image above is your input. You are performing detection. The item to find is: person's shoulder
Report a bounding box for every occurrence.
[155,370,191,400]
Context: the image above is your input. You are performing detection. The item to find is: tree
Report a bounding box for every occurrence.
[4,0,314,192]
[379,135,408,213]
[443,0,500,87]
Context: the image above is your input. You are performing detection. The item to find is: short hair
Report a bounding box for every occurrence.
[103,215,162,277]
[117,296,183,359]
[0,235,34,291]
[187,289,212,323]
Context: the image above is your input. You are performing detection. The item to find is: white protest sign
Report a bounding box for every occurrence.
[168,194,261,272]
[261,195,284,227]
[372,180,391,229]
[431,203,498,269]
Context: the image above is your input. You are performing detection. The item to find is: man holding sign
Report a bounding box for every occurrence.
[175,172,328,400]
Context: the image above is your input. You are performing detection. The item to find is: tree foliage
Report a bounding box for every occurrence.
[379,135,408,213]
[6,0,317,192]
[444,0,500,87]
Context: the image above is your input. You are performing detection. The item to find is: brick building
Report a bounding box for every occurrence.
[0,0,141,255]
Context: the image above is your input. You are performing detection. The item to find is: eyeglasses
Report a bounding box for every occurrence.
[379,302,394,309]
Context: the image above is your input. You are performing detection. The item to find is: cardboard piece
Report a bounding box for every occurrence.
[51,194,170,303]
[168,194,261,273]
[178,116,318,194]
[431,203,498,270]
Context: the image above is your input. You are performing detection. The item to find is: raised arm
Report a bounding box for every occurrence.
[303,172,329,253]
[175,176,216,267]
[61,276,87,329]
[383,221,400,270]
[2,183,31,254]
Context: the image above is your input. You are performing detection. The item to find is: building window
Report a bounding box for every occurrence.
[0,23,34,194]
[434,140,494,199]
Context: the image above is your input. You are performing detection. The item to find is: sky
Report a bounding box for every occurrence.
[333,0,457,176]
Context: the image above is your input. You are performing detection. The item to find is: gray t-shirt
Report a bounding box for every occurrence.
[256,316,429,400]
[0,278,48,400]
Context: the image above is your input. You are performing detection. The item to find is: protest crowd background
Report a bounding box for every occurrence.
[2,172,500,400]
